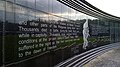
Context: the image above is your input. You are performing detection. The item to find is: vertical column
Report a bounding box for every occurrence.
[5,0,16,64]
[0,0,5,66]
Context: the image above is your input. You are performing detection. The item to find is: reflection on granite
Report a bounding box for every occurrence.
[83,48,120,67]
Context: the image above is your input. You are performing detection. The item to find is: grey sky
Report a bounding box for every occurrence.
[20,0,96,20]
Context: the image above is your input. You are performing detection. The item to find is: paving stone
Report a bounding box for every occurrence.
[83,48,120,67]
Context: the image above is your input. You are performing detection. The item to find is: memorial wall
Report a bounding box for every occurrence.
[0,13,2,66]
[0,0,120,67]
[0,0,4,66]
[0,21,2,66]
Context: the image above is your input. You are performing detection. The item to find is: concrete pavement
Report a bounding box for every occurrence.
[83,48,120,67]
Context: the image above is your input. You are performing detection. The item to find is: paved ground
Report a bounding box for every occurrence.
[83,48,120,67]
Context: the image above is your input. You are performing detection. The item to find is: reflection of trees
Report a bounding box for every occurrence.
[4,17,120,40]
[0,20,3,31]
[0,20,2,66]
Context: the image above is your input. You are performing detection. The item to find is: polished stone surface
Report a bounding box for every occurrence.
[83,48,120,67]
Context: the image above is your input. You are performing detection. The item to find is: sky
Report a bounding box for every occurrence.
[86,0,120,17]
[14,0,96,20]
